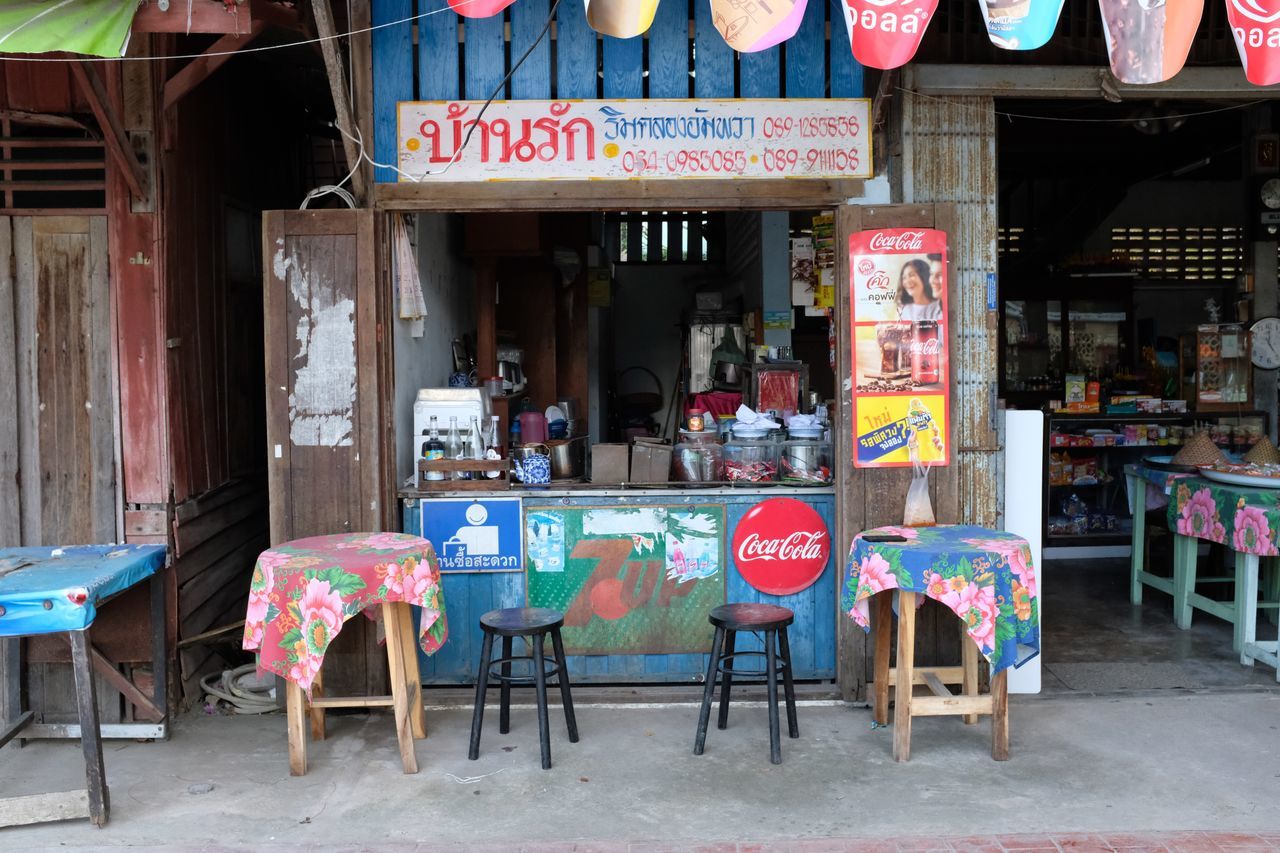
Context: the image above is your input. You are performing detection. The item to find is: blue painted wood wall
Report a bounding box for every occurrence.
[372,0,866,181]
[404,494,839,683]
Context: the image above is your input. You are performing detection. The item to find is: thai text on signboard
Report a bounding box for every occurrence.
[420,497,523,572]
[396,99,872,182]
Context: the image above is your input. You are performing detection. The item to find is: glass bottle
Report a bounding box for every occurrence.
[446,416,465,480]
[469,415,485,470]
[485,415,502,479]
[423,417,445,482]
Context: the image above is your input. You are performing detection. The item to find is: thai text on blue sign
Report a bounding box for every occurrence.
[420,497,523,572]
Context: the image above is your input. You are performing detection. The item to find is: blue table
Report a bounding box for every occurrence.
[0,544,168,828]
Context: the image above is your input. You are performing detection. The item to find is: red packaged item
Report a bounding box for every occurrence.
[839,0,940,70]
[1226,0,1280,85]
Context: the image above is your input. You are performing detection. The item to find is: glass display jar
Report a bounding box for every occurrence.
[780,434,832,485]
[671,431,724,482]
[723,436,780,483]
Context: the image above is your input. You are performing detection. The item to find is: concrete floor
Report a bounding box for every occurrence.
[1042,557,1279,692]
[2,688,1280,849]
[4,553,1279,849]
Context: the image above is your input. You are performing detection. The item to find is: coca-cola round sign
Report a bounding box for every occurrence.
[732,498,831,596]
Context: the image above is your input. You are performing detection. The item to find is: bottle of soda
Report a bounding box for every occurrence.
[911,321,940,385]
[423,417,445,482]
[469,415,485,474]
[446,416,465,480]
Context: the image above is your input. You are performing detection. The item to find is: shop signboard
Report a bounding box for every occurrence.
[420,497,523,572]
[396,99,872,182]
[1227,0,1280,86]
[525,505,726,653]
[732,498,831,596]
[848,228,950,468]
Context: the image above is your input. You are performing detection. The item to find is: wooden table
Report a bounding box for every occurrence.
[242,532,448,775]
[844,525,1040,762]
[0,544,168,828]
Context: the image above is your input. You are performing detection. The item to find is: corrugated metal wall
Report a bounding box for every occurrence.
[371,0,866,182]
[903,94,1002,527]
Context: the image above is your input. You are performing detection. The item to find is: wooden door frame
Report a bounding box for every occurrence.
[835,203,963,702]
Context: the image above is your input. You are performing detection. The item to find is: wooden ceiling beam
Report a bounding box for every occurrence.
[68,62,148,201]
[311,0,366,204]
[162,21,268,111]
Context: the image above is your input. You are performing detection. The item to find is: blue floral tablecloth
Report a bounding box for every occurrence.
[842,525,1040,674]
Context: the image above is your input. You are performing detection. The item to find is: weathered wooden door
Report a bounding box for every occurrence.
[1,215,116,546]
[262,209,390,695]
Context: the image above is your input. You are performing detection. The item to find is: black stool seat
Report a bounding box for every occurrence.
[469,607,578,769]
[694,602,798,764]
[481,607,564,636]
[709,603,794,631]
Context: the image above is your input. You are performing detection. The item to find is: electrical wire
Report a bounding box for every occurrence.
[0,0,486,63]
[901,87,1269,124]
[328,0,563,184]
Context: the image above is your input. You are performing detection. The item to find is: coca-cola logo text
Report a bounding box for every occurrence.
[1231,0,1280,24]
[868,230,926,252]
[736,531,828,564]
[731,498,831,595]
[908,337,941,356]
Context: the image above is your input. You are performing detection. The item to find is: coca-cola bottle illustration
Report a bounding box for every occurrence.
[911,321,940,385]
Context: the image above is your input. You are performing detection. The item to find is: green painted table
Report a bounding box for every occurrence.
[1167,476,1280,675]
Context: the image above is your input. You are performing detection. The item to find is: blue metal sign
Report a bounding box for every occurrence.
[420,497,523,572]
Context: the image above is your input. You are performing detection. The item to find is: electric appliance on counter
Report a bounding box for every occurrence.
[497,343,527,395]
[412,388,492,460]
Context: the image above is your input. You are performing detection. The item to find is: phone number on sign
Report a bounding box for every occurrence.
[620,148,862,176]
[761,115,862,139]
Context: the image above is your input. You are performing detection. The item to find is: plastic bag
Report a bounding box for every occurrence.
[903,458,935,527]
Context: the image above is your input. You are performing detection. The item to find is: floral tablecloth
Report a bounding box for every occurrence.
[1169,476,1280,557]
[842,525,1040,674]
[243,532,448,692]
[1125,463,1195,513]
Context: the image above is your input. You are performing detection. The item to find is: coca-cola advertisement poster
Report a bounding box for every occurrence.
[849,228,949,468]
[732,498,831,596]
[525,505,726,654]
[1226,0,1280,86]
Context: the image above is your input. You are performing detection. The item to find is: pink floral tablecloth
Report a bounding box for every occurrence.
[842,525,1040,674]
[243,532,447,692]
[1169,477,1280,557]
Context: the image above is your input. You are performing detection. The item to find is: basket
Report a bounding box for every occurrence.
[417,458,510,490]
[1171,431,1228,468]
[1245,435,1280,465]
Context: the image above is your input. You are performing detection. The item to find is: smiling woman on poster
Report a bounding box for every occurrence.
[896,258,941,321]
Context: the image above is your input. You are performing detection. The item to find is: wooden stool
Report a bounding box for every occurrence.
[872,591,1008,762]
[693,603,798,765]
[286,601,426,776]
[468,607,578,770]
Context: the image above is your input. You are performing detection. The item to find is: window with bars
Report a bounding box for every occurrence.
[998,226,1024,256]
[1109,225,1246,281]
[0,118,107,213]
[609,211,725,263]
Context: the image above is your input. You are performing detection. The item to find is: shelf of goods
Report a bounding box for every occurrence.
[1043,411,1266,546]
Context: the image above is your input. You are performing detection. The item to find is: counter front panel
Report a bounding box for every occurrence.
[402,490,838,683]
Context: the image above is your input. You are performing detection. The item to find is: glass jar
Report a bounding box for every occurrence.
[723,437,780,483]
[671,432,724,482]
[780,435,832,485]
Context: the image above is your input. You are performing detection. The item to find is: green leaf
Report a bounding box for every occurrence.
[264,603,280,625]
[314,566,367,598]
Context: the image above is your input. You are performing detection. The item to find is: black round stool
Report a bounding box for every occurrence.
[468,607,579,769]
[693,603,798,764]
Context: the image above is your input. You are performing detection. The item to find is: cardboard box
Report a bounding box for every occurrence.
[630,441,672,484]
[591,443,630,484]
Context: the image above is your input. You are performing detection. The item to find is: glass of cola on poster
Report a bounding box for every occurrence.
[911,321,940,385]
[875,322,908,375]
